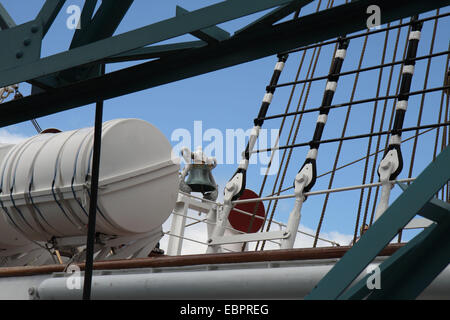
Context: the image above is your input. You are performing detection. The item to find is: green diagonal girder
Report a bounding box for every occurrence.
[0,3,15,30]
[235,0,313,34]
[306,144,450,300]
[35,0,66,37]
[397,182,450,223]
[366,217,450,300]
[338,223,436,299]
[0,0,295,88]
[176,6,230,43]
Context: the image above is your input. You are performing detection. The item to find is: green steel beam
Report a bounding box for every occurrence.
[104,40,207,63]
[366,217,450,299]
[0,0,448,126]
[0,3,15,30]
[35,0,66,37]
[397,183,450,223]
[419,198,450,224]
[57,0,134,85]
[176,6,230,43]
[235,0,313,34]
[71,0,98,45]
[0,8,55,92]
[70,0,133,49]
[338,222,437,299]
[0,0,294,88]
[305,144,450,299]
[0,20,43,71]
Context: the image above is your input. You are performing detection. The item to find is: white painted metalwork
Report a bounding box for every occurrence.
[232,178,416,204]
[374,149,401,221]
[210,230,288,246]
[280,163,312,249]
[27,258,450,300]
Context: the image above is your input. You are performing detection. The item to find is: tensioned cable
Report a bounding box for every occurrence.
[255,40,322,250]
[31,119,42,134]
[268,26,351,249]
[253,122,450,153]
[399,10,440,242]
[313,32,368,247]
[272,51,450,90]
[433,47,450,163]
[265,126,438,197]
[433,50,450,202]
[258,38,325,250]
[240,2,315,251]
[352,18,407,244]
[257,0,335,251]
[282,11,450,55]
[233,178,417,204]
[360,18,406,233]
[370,15,423,231]
[260,85,450,122]
[368,18,417,227]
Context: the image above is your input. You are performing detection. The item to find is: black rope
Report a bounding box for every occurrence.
[252,122,450,153]
[260,85,450,122]
[271,50,449,90]
[227,53,289,202]
[281,11,450,55]
[31,119,42,134]
[294,37,350,194]
[381,15,423,181]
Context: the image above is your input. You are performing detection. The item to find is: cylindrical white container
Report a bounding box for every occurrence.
[0,119,179,247]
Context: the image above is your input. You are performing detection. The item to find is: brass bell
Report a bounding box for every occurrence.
[185,164,216,193]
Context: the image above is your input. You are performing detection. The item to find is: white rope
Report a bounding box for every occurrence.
[178,191,222,206]
[233,177,416,204]
[171,200,338,246]
[231,207,339,246]
[176,178,417,246]
[163,231,209,246]
[164,231,237,253]
[171,210,282,246]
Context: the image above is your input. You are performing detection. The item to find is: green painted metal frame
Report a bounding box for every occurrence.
[0,0,448,301]
[176,6,230,43]
[36,0,67,37]
[0,0,295,88]
[235,0,312,34]
[398,182,450,223]
[305,145,450,300]
[0,0,448,128]
[69,0,133,49]
[57,0,134,85]
[103,40,207,63]
[0,3,15,30]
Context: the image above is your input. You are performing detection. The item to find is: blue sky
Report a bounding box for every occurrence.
[1,1,449,249]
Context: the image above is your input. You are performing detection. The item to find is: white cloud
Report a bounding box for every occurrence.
[0,129,28,144]
[159,209,354,256]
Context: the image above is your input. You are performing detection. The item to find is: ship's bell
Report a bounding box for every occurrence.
[185,164,216,193]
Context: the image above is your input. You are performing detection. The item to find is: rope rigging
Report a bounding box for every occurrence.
[206,53,289,253]
[0,84,42,134]
[248,9,449,251]
[373,15,423,221]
